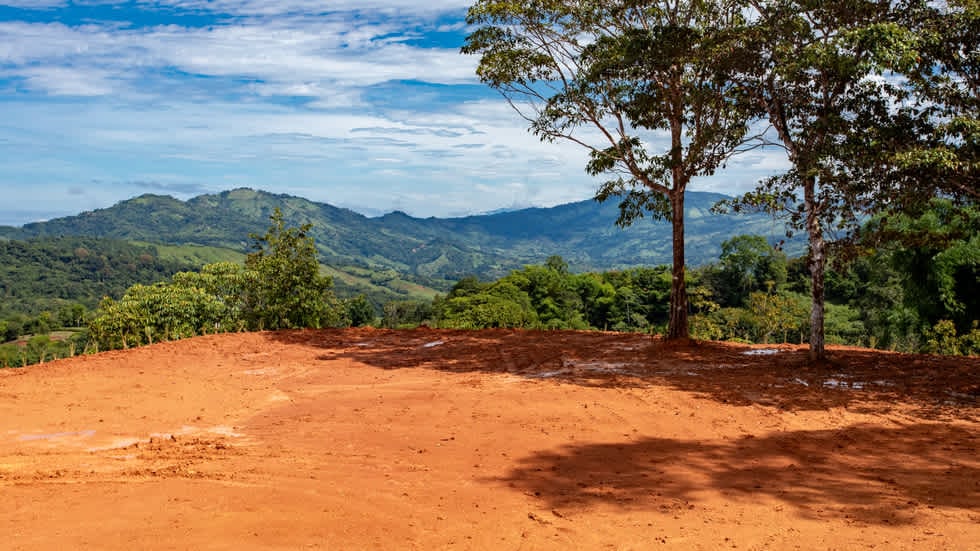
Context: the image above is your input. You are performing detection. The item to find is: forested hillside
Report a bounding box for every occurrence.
[0,188,801,285]
[0,237,212,360]
[0,237,203,316]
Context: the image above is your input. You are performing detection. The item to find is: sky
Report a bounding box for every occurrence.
[0,0,790,226]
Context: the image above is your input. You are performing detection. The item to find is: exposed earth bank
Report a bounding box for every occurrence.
[1,328,978,550]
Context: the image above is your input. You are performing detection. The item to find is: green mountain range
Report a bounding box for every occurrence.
[0,188,800,295]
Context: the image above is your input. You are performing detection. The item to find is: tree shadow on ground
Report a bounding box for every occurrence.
[267,328,980,419]
[490,423,980,525]
[265,328,979,416]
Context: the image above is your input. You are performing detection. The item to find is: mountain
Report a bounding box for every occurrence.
[0,188,801,289]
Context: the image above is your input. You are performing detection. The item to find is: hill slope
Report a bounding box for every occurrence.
[0,188,799,286]
[0,236,211,315]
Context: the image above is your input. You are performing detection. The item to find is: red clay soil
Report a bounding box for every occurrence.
[1,328,977,550]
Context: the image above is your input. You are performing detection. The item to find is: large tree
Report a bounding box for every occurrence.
[463,0,760,340]
[725,0,932,360]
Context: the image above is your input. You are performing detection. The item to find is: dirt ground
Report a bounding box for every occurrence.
[1,328,977,550]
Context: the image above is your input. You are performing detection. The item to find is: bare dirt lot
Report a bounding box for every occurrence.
[1,328,978,550]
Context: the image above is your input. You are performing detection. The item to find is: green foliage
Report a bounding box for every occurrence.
[706,235,789,308]
[922,320,980,357]
[244,208,340,330]
[867,200,980,335]
[407,217,976,357]
[437,281,540,330]
[891,1,978,202]
[722,0,953,360]
[500,264,582,329]
[571,273,617,330]
[959,322,980,357]
[0,331,89,368]
[1,318,22,342]
[463,0,755,211]
[86,211,343,353]
[423,259,678,333]
[689,313,724,342]
[464,0,762,339]
[923,320,962,356]
[0,236,202,346]
[746,290,807,345]
[89,283,232,349]
[345,295,376,327]
[0,236,200,316]
[691,289,808,344]
[382,300,434,329]
[824,303,867,346]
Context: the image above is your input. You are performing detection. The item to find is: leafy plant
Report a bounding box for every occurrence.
[244,208,340,330]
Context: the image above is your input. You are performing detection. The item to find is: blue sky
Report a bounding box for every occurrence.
[0,0,788,226]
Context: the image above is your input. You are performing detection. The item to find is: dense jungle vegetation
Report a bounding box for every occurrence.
[388,200,979,356]
[3,200,975,367]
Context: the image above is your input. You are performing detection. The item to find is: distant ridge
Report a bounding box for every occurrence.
[0,187,800,286]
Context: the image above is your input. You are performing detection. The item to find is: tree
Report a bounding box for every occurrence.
[502,262,585,329]
[245,208,340,330]
[710,234,788,307]
[571,272,617,329]
[2,317,23,342]
[57,303,87,328]
[894,1,978,203]
[437,280,539,329]
[463,0,760,340]
[869,199,980,336]
[383,300,434,329]
[87,210,343,350]
[346,295,376,327]
[725,0,927,360]
[171,261,255,329]
[817,2,977,262]
[746,287,807,344]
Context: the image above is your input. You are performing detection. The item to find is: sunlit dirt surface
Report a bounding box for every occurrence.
[2,328,977,550]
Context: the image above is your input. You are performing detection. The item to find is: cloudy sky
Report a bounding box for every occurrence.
[0,0,788,226]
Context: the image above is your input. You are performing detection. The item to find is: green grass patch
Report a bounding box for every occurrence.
[133,242,246,266]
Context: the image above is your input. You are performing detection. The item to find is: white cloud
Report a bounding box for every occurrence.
[1,0,473,14]
[0,14,477,101]
[0,89,604,216]
[15,66,116,96]
[0,1,791,223]
[0,1,67,7]
[150,1,472,17]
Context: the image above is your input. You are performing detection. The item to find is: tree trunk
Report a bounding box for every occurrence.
[667,189,689,340]
[804,174,826,361]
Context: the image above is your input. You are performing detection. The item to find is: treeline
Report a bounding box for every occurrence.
[382,201,979,356]
[3,201,976,367]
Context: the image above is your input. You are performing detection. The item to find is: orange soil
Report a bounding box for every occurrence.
[1,328,977,550]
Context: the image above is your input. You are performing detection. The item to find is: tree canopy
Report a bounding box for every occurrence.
[464,0,761,339]
[717,0,976,359]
